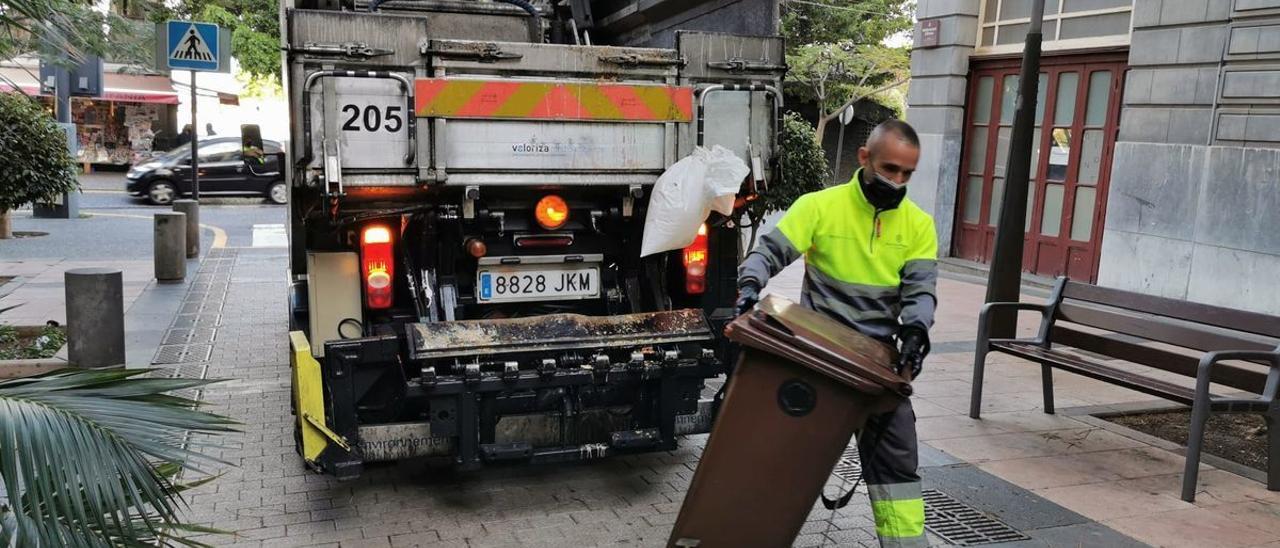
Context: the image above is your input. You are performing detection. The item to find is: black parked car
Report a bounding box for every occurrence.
[126,137,286,205]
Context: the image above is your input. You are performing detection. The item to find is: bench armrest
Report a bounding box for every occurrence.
[1193,349,1280,403]
[977,302,1052,347]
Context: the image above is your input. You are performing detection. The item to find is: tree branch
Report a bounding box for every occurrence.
[820,76,909,125]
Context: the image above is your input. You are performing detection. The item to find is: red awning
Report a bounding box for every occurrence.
[0,68,179,105]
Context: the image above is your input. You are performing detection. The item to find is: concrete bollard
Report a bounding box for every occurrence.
[172,199,200,258]
[64,268,125,368]
[155,211,187,283]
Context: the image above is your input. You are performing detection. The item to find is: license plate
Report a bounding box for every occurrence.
[477,265,600,303]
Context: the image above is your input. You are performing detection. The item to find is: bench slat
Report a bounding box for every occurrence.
[1056,302,1277,354]
[993,342,1199,406]
[1050,326,1268,393]
[1061,281,1280,339]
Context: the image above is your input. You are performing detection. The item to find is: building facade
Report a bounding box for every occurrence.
[907,0,1280,314]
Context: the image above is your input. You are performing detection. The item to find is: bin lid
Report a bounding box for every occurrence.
[726,295,912,398]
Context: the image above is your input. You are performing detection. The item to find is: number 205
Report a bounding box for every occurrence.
[341,104,403,133]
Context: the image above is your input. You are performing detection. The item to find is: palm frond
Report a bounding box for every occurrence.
[0,368,237,547]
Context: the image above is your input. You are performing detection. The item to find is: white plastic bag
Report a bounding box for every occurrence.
[640,145,749,257]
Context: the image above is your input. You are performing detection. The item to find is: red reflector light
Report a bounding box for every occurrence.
[683,224,708,295]
[361,225,395,309]
[535,195,569,230]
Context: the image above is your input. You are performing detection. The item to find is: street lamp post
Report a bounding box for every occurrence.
[983,0,1046,338]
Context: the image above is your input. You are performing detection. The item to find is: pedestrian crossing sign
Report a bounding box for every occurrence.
[166,20,220,71]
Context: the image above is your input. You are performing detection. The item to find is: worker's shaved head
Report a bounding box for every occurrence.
[858,119,921,188]
[865,119,920,155]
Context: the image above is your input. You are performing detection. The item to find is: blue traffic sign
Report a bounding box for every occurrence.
[166,20,220,71]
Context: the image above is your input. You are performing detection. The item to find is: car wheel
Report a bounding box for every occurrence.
[267,181,288,204]
[148,181,176,205]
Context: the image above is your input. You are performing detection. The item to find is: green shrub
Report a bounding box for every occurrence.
[0,92,80,216]
[741,112,831,248]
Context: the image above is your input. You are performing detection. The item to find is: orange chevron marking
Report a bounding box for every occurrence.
[414,78,694,122]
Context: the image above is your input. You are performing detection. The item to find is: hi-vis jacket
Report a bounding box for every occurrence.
[739,169,939,342]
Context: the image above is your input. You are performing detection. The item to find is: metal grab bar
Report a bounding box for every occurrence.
[298,69,417,172]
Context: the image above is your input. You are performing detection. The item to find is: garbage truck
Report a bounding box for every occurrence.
[268,0,785,478]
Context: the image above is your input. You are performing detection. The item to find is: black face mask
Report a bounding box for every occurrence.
[860,169,908,210]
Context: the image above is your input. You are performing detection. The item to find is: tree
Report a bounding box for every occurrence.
[0,0,153,67]
[0,92,79,239]
[781,0,914,52]
[741,112,830,249]
[0,368,236,546]
[787,40,909,146]
[170,0,280,86]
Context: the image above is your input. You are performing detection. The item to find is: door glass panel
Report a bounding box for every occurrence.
[963,176,984,224]
[1047,128,1072,181]
[1000,75,1020,124]
[1041,183,1065,236]
[968,127,989,174]
[1035,74,1049,123]
[989,178,1004,226]
[1054,73,1079,127]
[1030,127,1043,175]
[1078,129,1103,185]
[993,126,1012,177]
[1085,71,1112,126]
[974,76,995,123]
[1025,183,1037,232]
[1071,186,1097,241]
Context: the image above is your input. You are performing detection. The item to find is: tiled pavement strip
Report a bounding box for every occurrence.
[169,248,1280,547]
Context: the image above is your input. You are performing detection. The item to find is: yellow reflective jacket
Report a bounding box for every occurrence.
[739,168,939,342]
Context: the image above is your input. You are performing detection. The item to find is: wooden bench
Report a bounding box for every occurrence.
[969,277,1280,502]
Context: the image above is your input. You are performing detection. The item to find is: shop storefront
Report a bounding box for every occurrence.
[1,66,179,166]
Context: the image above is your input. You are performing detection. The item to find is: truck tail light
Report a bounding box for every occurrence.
[535,194,569,230]
[683,224,708,295]
[361,225,394,309]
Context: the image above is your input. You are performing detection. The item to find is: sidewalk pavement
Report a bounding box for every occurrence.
[768,263,1280,548]
[0,211,208,366]
[8,216,1278,546]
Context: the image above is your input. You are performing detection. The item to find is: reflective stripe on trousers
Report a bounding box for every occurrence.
[860,398,927,547]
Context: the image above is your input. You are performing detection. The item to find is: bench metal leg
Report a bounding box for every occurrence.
[1181,400,1212,502]
[1041,363,1055,414]
[970,347,988,419]
[1267,410,1279,492]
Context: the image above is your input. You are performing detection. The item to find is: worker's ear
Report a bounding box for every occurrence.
[857,146,870,168]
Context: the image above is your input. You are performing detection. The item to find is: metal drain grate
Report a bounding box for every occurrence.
[172,313,221,328]
[163,327,216,346]
[831,446,863,483]
[153,344,213,365]
[922,489,1029,546]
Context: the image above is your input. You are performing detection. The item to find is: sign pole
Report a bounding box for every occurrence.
[190,70,199,202]
[983,0,1045,337]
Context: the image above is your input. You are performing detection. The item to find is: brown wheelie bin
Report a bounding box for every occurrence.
[668,295,913,548]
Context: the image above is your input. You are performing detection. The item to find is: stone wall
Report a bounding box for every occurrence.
[1099,0,1280,314]
[904,0,981,255]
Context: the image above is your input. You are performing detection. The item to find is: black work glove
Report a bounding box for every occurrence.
[735,281,761,317]
[897,326,930,380]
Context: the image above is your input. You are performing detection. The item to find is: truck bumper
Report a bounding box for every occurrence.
[289,310,725,479]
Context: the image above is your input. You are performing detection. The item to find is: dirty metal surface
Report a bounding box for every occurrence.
[408,309,712,360]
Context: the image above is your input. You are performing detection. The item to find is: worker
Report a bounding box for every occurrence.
[736,119,936,548]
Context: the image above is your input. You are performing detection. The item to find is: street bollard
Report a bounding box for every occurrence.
[64,268,125,368]
[172,199,200,258]
[154,211,187,283]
